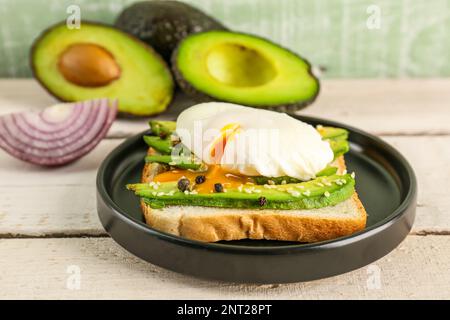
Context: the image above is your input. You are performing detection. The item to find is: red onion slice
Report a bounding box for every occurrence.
[0,98,118,166]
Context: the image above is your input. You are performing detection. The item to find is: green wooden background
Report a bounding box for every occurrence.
[0,0,449,78]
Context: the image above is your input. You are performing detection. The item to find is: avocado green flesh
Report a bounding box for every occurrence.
[149,120,177,137]
[145,155,201,170]
[31,22,174,116]
[143,136,172,154]
[128,174,355,210]
[318,126,349,141]
[173,31,319,108]
[252,166,338,185]
[330,140,350,159]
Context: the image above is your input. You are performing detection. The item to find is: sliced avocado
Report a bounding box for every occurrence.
[316,166,339,177]
[128,174,355,210]
[318,126,349,141]
[329,140,350,159]
[31,21,174,116]
[143,136,172,154]
[149,120,177,137]
[252,167,338,185]
[145,155,202,170]
[115,0,227,61]
[172,31,319,111]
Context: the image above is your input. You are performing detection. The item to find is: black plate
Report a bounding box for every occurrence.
[96,115,417,283]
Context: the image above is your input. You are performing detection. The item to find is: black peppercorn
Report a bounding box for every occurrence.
[177,178,190,192]
[195,175,206,184]
[214,183,224,193]
[258,196,267,207]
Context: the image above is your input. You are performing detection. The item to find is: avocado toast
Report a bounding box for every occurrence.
[127,103,366,242]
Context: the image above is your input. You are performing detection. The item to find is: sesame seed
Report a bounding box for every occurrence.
[244,188,253,194]
[153,184,159,190]
[303,190,311,196]
[190,190,198,195]
[324,181,332,186]
[324,191,330,197]
[343,169,347,175]
[184,190,189,195]
[152,192,157,196]
[263,184,270,189]
[291,190,300,197]
[168,161,176,165]
[238,185,243,192]
[351,172,356,178]
[317,125,324,129]
[315,182,324,187]
[297,185,305,189]
[157,192,165,196]
[281,180,287,185]
[253,189,261,193]
[268,180,275,185]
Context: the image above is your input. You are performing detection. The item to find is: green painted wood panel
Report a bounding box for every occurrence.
[0,0,449,78]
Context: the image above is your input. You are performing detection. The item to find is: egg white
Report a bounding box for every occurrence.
[176,102,334,180]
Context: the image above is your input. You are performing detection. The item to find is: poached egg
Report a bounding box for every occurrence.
[176,102,333,181]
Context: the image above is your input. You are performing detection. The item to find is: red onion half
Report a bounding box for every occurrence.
[0,98,117,166]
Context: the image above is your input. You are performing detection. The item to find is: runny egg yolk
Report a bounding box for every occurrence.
[153,164,254,193]
[153,123,249,193]
[210,123,241,162]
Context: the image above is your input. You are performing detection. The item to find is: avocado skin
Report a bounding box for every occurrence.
[171,32,320,112]
[115,1,227,61]
[30,20,174,117]
[128,174,355,210]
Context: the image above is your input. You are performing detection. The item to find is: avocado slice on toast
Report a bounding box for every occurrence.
[128,174,355,210]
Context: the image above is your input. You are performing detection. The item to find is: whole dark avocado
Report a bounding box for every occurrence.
[115,0,227,61]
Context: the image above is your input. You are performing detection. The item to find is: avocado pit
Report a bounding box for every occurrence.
[58,43,121,87]
[205,43,277,87]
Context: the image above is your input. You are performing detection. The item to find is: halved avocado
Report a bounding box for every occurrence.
[31,21,174,116]
[115,0,227,61]
[172,31,319,111]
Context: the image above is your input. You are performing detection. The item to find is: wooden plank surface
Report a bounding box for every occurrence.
[1,79,450,137]
[0,235,448,299]
[0,79,449,299]
[0,136,448,236]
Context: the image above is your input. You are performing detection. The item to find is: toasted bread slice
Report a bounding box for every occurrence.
[140,148,367,242]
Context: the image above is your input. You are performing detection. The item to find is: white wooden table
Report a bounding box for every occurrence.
[0,79,449,299]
